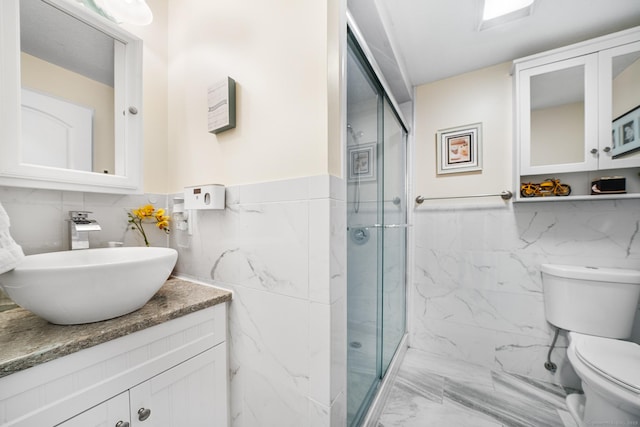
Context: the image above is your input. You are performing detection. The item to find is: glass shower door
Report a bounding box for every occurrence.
[346,36,381,426]
[381,100,407,374]
[346,31,407,427]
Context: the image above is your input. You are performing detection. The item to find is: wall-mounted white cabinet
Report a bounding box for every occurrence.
[0,305,229,427]
[0,0,144,194]
[514,26,640,200]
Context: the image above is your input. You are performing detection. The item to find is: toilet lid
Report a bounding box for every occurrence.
[575,335,640,393]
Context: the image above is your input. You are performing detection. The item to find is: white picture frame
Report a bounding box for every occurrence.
[348,142,376,182]
[436,123,482,175]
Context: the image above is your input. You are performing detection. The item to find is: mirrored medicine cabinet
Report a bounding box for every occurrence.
[514,26,640,200]
[0,0,143,194]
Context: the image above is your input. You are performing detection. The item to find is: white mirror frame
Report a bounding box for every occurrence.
[0,0,143,194]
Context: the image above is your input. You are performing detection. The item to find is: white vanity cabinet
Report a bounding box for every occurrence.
[514,26,640,199]
[57,346,226,427]
[0,304,229,427]
[127,345,226,427]
[55,392,130,427]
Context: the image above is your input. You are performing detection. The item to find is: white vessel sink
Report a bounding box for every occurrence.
[0,247,178,325]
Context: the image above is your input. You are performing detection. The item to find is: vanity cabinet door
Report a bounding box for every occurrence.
[518,53,599,175]
[55,392,130,427]
[129,344,228,427]
[597,40,640,170]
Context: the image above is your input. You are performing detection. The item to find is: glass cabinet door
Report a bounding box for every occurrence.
[519,54,598,175]
[598,41,640,170]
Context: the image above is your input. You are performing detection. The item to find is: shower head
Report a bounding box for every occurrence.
[347,124,364,141]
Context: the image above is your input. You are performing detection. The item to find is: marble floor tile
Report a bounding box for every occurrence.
[401,349,495,392]
[376,348,578,427]
[392,363,445,404]
[492,371,569,411]
[378,386,502,427]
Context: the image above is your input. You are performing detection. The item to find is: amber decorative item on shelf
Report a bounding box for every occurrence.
[520,178,571,198]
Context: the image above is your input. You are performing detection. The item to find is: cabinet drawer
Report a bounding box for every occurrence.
[54,345,229,427]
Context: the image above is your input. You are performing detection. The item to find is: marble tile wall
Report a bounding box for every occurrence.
[169,175,347,427]
[412,197,640,389]
[8,178,639,422]
[0,177,347,427]
[0,186,169,253]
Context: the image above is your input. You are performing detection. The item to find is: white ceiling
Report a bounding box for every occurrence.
[349,0,640,103]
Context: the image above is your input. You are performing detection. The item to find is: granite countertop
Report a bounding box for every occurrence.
[0,278,232,378]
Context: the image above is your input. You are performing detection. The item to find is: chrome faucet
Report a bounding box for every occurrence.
[68,211,101,250]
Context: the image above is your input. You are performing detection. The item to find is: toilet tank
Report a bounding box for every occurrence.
[541,264,640,339]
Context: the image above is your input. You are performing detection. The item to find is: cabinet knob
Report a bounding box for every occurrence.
[128,106,139,115]
[138,407,151,421]
[115,422,130,427]
[590,148,598,154]
[603,146,611,153]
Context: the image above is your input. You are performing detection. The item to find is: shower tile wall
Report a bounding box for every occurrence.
[170,175,347,427]
[412,198,640,389]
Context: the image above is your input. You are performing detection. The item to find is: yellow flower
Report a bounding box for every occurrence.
[133,205,154,219]
[127,203,171,246]
[142,204,154,216]
[154,208,170,226]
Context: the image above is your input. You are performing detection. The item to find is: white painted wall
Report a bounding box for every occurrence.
[164,0,343,193]
[414,62,513,200]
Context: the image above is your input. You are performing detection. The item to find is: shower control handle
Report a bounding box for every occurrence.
[350,227,370,245]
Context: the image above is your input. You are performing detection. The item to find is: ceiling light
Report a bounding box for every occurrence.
[78,0,153,25]
[479,0,534,31]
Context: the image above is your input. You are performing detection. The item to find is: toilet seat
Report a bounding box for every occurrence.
[574,334,640,394]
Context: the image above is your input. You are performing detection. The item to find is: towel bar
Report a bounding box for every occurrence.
[415,191,513,204]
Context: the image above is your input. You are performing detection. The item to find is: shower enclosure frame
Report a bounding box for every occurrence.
[345,12,412,426]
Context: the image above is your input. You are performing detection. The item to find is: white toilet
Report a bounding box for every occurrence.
[541,264,640,426]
